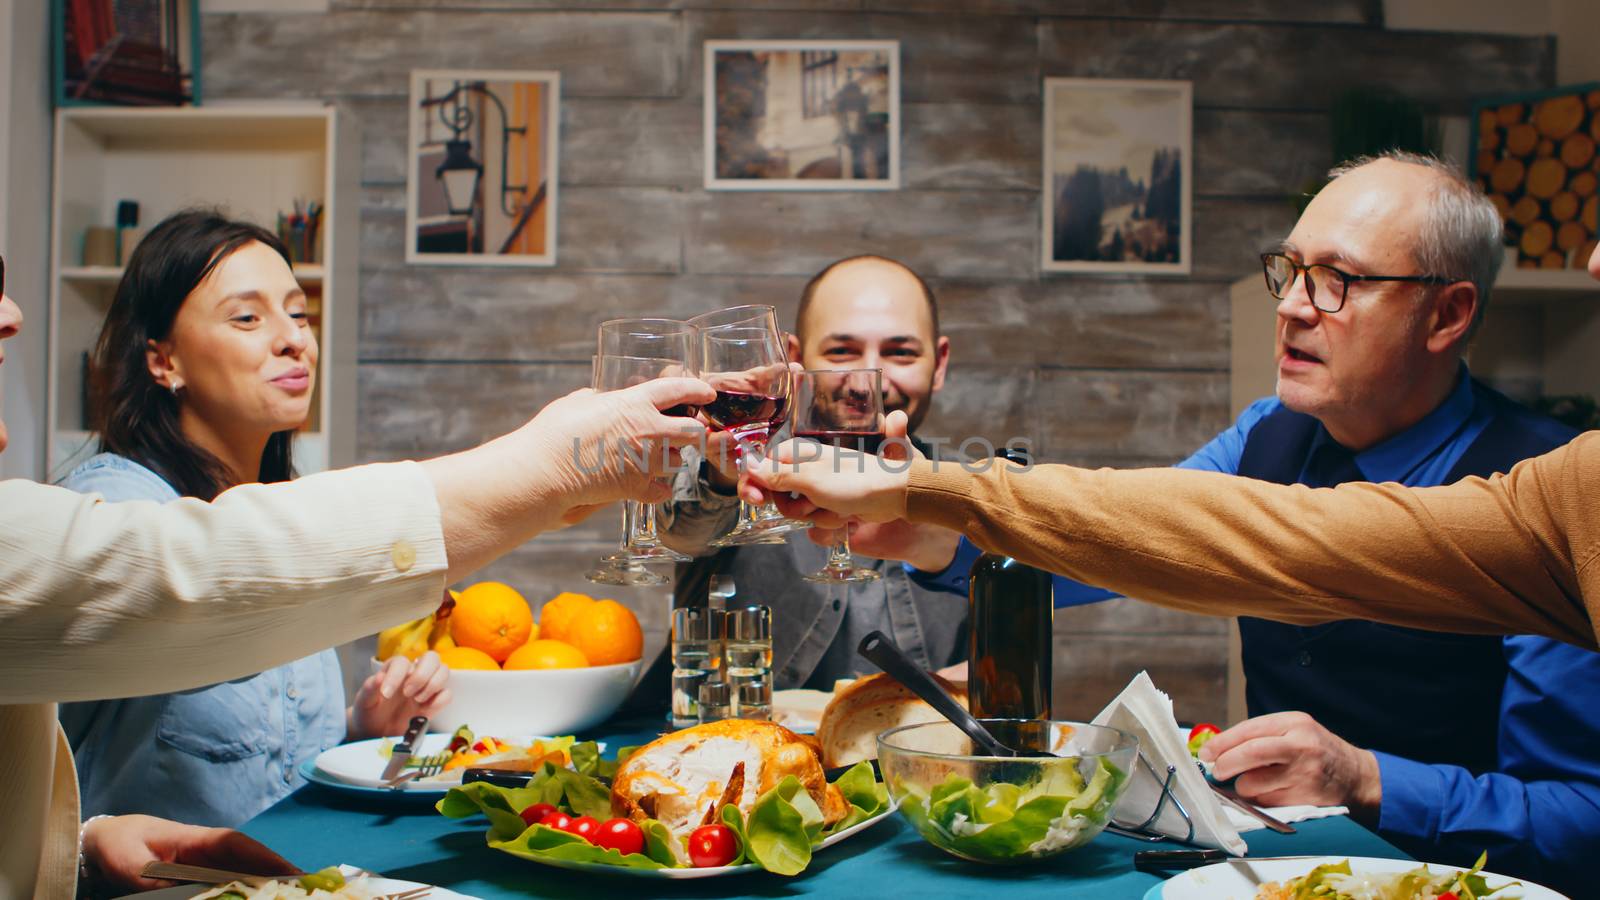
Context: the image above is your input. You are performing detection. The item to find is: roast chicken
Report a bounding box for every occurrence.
[610,719,850,857]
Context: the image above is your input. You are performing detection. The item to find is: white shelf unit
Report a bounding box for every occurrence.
[48,105,358,480]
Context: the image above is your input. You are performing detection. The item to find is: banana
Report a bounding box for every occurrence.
[376,614,433,661]
[428,612,454,652]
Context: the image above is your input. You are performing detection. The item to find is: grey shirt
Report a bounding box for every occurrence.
[658,449,969,690]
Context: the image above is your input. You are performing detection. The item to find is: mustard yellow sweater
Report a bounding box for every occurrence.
[906,432,1599,650]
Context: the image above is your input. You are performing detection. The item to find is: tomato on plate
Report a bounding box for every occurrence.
[688,823,739,868]
[1187,722,1221,755]
[564,816,602,843]
[519,803,558,827]
[593,818,644,856]
[543,812,573,833]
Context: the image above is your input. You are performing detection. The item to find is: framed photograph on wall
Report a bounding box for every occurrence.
[705,40,900,191]
[406,69,560,266]
[1042,78,1192,275]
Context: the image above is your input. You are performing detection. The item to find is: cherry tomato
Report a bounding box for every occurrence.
[593,818,645,856]
[543,812,573,832]
[564,815,602,843]
[519,803,558,827]
[1187,722,1222,756]
[688,823,739,868]
[1438,893,1459,900]
[472,740,490,753]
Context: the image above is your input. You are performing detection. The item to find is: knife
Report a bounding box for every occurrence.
[379,715,429,783]
[1133,850,1319,872]
[1209,782,1296,834]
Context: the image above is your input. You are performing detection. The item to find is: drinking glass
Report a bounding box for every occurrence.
[585,317,697,585]
[670,606,723,727]
[724,603,773,721]
[793,368,885,583]
[697,681,732,725]
[693,308,806,546]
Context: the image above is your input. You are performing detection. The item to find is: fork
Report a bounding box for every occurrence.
[385,750,450,790]
[141,861,431,898]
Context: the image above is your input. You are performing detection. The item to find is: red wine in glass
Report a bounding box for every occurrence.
[794,430,886,455]
[662,403,699,418]
[702,391,788,434]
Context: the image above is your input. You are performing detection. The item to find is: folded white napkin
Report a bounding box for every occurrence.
[1092,671,1248,855]
[1223,802,1348,834]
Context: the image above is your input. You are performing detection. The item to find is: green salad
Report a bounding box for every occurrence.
[893,756,1125,863]
[436,741,889,876]
[1260,853,1519,900]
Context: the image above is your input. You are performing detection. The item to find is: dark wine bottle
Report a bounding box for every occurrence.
[968,552,1054,720]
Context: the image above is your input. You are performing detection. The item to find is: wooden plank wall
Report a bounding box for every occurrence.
[202,2,1552,723]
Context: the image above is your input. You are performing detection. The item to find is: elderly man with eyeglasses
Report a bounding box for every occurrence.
[832,150,1598,896]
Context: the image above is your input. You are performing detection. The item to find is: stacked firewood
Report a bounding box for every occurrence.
[1476,90,1600,270]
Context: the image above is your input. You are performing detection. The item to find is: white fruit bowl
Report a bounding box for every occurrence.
[371,657,641,737]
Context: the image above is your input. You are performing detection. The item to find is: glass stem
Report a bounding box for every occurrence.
[618,503,634,550]
[827,528,855,574]
[628,500,660,550]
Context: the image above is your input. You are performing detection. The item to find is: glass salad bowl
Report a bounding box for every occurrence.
[876,719,1137,864]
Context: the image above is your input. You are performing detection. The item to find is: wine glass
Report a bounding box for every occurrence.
[585,318,698,587]
[792,368,885,583]
[688,305,809,546]
[697,326,797,547]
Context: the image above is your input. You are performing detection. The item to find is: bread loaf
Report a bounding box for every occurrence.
[816,671,970,769]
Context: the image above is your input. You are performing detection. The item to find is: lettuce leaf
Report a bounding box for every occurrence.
[823,761,891,834]
[740,775,825,876]
[893,757,1125,863]
[488,823,672,871]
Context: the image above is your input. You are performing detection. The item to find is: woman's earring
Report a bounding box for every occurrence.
[169,381,181,396]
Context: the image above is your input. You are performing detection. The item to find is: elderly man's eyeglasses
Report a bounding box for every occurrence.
[1260,252,1451,314]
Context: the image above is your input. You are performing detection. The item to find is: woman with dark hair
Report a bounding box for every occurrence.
[57,209,450,828]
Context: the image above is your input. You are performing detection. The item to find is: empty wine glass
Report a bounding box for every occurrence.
[585,318,698,587]
[793,368,885,583]
[689,305,809,546]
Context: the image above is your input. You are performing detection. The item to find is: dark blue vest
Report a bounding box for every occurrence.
[1236,383,1575,774]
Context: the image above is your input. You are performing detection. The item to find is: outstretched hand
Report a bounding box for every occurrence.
[740,409,915,525]
[82,815,299,894]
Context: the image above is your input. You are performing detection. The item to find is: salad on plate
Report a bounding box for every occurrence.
[437,720,891,877]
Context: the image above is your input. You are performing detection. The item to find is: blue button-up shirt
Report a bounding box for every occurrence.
[57,453,348,828]
[911,373,1600,892]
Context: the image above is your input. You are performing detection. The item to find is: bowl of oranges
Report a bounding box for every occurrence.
[375,583,643,736]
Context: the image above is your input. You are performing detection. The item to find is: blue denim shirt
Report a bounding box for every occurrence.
[910,373,1600,894]
[57,453,348,827]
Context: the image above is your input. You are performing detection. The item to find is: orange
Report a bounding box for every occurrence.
[505,639,589,670]
[568,599,643,666]
[436,645,500,671]
[538,592,595,644]
[452,582,535,663]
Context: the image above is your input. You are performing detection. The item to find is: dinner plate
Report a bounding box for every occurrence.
[509,804,896,879]
[307,732,466,795]
[306,733,590,795]
[1143,855,1568,899]
[120,868,480,899]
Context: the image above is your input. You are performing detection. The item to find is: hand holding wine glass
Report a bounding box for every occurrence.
[585,318,701,587]
[791,368,886,583]
[693,307,808,546]
[789,407,953,570]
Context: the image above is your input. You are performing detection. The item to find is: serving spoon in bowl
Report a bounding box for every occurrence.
[855,630,1055,759]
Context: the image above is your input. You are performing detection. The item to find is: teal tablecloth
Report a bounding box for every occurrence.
[242,718,1409,899]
